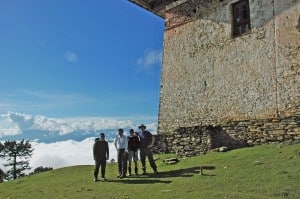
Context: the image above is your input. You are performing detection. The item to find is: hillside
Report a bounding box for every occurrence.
[0,142,299,199]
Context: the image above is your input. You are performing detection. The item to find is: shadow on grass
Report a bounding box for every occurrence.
[157,166,216,177]
[103,178,172,184]
[102,166,216,184]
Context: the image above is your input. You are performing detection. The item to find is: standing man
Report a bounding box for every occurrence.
[93,133,109,182]
[137,124,158,175]
[114,128,128,179]
[127,129,140,176]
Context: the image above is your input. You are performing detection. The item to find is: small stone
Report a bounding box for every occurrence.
[218,146,229,152]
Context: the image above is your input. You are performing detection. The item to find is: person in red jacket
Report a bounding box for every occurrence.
[93,133,109,182]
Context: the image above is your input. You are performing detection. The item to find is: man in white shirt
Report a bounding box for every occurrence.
[114,128,128,178]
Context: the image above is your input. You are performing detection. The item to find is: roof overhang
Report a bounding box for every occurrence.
[128,0,175,18]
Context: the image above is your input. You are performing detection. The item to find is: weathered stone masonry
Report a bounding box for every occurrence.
[153,115,300,156]
[129,0,300,156]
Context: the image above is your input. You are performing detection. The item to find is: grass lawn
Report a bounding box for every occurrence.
[0,142,299,199]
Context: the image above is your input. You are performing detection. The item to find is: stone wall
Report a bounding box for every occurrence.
[274,0,300,117]
[158,0,300,134]
[153,115,300,156]
[155,0,300,155]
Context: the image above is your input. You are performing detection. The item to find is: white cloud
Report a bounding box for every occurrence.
[0,112,157,136]
[0,113,22,136]
[0,112,158,172]
[137,49,162,71]
[6,112,34,129]
[29,138,117,170]
[0,125,21,137]
[65,51,78,63]
[0,139,117,172]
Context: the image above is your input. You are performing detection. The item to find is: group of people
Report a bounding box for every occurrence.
[92,124,158,182]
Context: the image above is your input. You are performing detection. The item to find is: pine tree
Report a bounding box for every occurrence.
[0,140,33,180]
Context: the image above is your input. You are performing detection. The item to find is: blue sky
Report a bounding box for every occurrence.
[0,1,164,169]
[0,0,164,118]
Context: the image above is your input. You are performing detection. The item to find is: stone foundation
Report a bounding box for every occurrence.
[153,115,300,156]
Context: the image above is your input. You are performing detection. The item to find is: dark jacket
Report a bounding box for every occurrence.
[127,136,140,152]
[93,139,109,161]
[137,130,152,148]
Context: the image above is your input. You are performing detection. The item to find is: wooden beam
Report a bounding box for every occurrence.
[128,0,174,18]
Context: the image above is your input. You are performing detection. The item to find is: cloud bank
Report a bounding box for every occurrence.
[0,111,157,171]
[0,139,118,172]
[0,112,157,138]
[30,139,117,170]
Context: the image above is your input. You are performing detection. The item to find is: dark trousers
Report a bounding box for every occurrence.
[140,147,157,172]
[117,149,128,175]
[94,158,106,179]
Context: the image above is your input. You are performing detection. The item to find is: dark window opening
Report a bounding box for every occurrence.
[232,0,251,37]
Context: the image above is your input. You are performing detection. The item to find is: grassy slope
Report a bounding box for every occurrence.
[0,143,299,199]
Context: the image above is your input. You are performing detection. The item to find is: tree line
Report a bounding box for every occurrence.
[0,140,52,182]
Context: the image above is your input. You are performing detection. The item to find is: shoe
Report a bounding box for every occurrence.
[154,171,158,175]
[94,178,98,182]
[117,174,122,178]
[101,177,107,181]
[119,175,126,179]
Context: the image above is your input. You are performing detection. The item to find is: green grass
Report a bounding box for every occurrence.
[0,143,299,199]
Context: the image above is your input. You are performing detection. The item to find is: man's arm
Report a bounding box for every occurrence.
[106,142,109,160]
[114,136,118,149]
[150,135,155,147]
[93,143,96,160]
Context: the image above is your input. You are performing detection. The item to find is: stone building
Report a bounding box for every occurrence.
[129,0,300,156]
